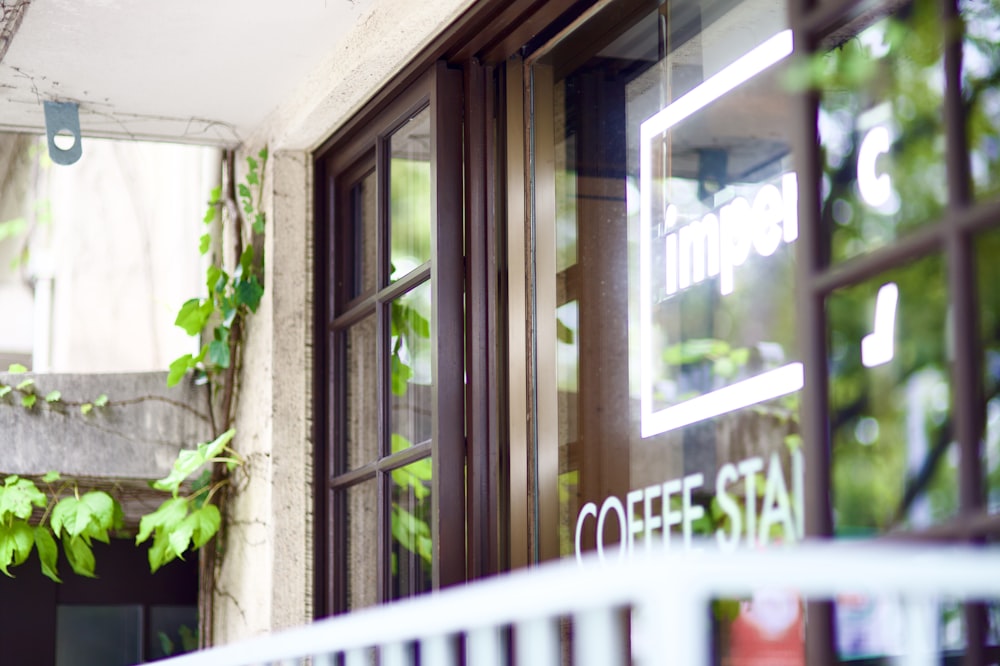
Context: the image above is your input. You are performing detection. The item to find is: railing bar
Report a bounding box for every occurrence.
[421,634,453,666]
[345,647,372,666]
[574,606,623,666]
[312,653,337,666]
[381,642,411,666]
[515,616,559,666]
[467,626,504,666]
[897,597,937,666]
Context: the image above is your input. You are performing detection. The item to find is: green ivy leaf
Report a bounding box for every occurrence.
[0,385,10,398]
[174,298,213,336]
[136,497,188,545]
[258,147,268,161]
[206,265,227,294]
[7,363,27,374]
[199,233,211,256]
[239,246,254,275]
[246,171,259,186]
[238,183,251,200]
[80,403,93,415]
[236,276,264,313]
[0,519,34,575]
[34,525,60,583]
[167,519,194,559]
[42,471,60,484]
[16,378,34,391]
[203,205,217,225]
[167,354,194,388]
[0,476,46,520]
[208,339,230,369]
[20,394,35,408]
[63,535,96,578]
[44,390,61,403]
[390,355,412,396]
[80,491,116,532]
[137,497,192,573]
[246,156,258,172]
[253,213,265,234]
[93,394,109,408]
[208,185,222,204]
[152,430,235,496]
[186,504,221,549]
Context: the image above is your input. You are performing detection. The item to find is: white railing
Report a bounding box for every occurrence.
[158,542,1000,666]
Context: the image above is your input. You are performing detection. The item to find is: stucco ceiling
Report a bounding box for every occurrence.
[0,0,376,146]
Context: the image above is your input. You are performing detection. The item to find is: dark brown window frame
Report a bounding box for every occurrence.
[788,0,1000,661]
[314,63,466,616]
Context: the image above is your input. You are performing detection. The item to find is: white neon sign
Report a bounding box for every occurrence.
[861,282,898,368]
[638,30,799,439]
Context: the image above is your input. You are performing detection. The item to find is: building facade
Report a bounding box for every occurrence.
[218,0,1000,661]
[2,0,999,662]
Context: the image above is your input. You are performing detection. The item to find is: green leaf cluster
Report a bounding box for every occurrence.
[136,498,221,573]
[0,473,125,582]
[167,147,268,388]
[0,364,108,415]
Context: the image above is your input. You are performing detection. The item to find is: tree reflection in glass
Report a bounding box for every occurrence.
[797,0,947,263]
[827,256,958,534]
[388,282,433,597]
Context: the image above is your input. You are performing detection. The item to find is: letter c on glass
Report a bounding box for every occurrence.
[575,502,597,565]
[857,126,892,208]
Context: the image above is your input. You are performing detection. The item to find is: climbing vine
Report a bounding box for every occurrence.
[0,147,268,593]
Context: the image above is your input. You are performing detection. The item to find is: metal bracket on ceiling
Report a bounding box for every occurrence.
[43,101,82,165]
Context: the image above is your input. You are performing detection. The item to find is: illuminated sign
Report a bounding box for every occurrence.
[638,30,800,439]
[574,450,804,564]
[661,172,798,298]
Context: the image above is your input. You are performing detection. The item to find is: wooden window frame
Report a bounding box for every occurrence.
[314,63,465,616]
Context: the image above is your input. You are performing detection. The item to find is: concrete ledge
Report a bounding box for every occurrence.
[0,371,211,479]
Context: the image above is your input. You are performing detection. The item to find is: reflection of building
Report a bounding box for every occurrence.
[3,0,1000,661]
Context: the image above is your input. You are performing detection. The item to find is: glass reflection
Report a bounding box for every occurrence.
[390,458,433,600]
[827,256,957,534]
[56,605,142,666]
[345,315,378,470]
[813,0,946,263]
[345,480,378,610]
[389,282,433,453]
[389,108,432,281]
[976,228,1000,512]
[962,0,1000,200]
[348,169,377,299]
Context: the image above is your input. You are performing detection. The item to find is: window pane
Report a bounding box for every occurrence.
[345,479,379,610]
[962,0,1000,201]
[149,605,198,660]
[817,0,946,264]
[56,605,141,666]
[389,457,433,600]
[827,256,957,535]
[390,282,433,453]
[389,107,432,282]
[977,228,1000,513]
[347,169,377,299]
[346,315,379,470]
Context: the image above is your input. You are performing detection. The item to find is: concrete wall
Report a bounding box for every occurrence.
[0,370,210,525]
[212,0,478,644]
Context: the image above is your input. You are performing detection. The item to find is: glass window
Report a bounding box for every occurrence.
[319,66,465,615]
[56,605,142,666]
[961,0,1000,201]
[531,0,804,660]
[827,256,957,534]
[816,0,947,264]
